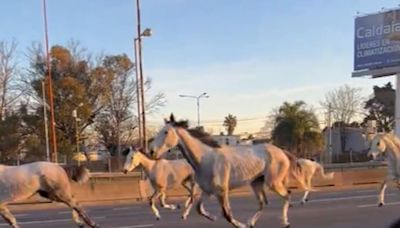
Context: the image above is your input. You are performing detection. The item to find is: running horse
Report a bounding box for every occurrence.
[367,132,400,207]
[123,146,196,220]
[149,114,300,228]
[0,162,98,228]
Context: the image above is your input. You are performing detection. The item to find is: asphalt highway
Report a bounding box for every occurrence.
[3,185,400,228]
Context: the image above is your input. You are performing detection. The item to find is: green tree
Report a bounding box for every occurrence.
[363,82,395,132]
[272,101,323,157]
[223,114,237,135]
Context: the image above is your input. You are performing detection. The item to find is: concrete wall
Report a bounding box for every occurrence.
[15,164,388,205]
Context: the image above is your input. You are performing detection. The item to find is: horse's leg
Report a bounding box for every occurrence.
[159,191,177,210]
[271,182,291,228]
[196,192,217,221]
[72,210,84,228]
[301,191,310,205]
[261,187,269,205]
[46,189,98,228]
[150,190,162,220]
[59,196,98,228]
[302,173,313,204]
[0,205,19,228]
[216,190,246,228]
[378,180,388,207]
[181,179,195,220]
[247,178,265,228]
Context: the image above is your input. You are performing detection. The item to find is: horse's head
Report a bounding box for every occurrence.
[149,114,180,159]
[122,146,142,173]
[367,134,386,160]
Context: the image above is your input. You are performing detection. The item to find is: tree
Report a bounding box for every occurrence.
[320,84,364,124]
[0,40,21,120]
[26,43,109,159]
[223,114,237,135]
[272,101,323,157]
[363,82,394,132]
[95,55,166,157]
[320,84,364,153]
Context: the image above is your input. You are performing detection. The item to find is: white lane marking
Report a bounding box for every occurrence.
[114,225,153,228]
[358,201,400,208]
[0,216,106,226]
[58,211,72,214]
[112,207,138,211]
[355,189,377,194]
[304,193,395,204]
[14,214,29,217]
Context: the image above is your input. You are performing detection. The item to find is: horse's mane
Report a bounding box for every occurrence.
[170,120,221,148]
[187,128,221,148]
[61,164,90,184]
[283,150,302,173]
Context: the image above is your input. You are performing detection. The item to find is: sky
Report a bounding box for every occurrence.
[1,0,399,134]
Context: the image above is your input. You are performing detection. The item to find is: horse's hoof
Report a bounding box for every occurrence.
[177,204,181,209]
[378,202,384,207]
[289,204,293,208]
[287,190,292,194]
[156,217,161,221]
[305,198,309,202]
[284,224,290,228]
[300,201,305,206]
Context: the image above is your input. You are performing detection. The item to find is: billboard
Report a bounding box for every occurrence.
[354,9,400,71]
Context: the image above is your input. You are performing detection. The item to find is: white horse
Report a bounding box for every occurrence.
[0,162,98,228]
[368,132,400,206]
[122,146,196,220]
[294,158,334,204]
[149,114,298,228]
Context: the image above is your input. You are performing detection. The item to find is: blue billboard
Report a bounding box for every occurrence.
[354,9,400,71]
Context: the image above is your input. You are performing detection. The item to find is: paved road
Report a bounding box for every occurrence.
[3,185,400,228]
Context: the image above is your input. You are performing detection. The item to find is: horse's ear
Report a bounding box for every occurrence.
[169,113,175,123]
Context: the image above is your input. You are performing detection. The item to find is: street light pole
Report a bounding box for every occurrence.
[41,81,50,162]
[179,92,209,126]
[135,0,152,153]
[134,38,142,148]
[72,103,83,165]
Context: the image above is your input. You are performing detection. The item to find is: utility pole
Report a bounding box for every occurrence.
[42,0,58,163]
[328,103,333,164]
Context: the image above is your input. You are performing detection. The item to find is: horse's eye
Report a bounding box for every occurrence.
[164,131,168,135]
[377,142,380,146]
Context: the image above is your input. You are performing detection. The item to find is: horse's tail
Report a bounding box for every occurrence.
[291,161,310,190]
[62,164,90,184]
[282,150,309,190]
[315,162,334,180]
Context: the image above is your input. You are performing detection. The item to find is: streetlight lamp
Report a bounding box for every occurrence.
[179,92,209,126]
[72,103,83,165]
[134,28,152,151]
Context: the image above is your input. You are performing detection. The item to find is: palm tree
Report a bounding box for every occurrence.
[223,114,237,135]
[272,101,323,157]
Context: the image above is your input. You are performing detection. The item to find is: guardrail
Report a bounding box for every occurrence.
[324,161,386,171]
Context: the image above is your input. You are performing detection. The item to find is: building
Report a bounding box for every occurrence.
[212,135,241,146]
